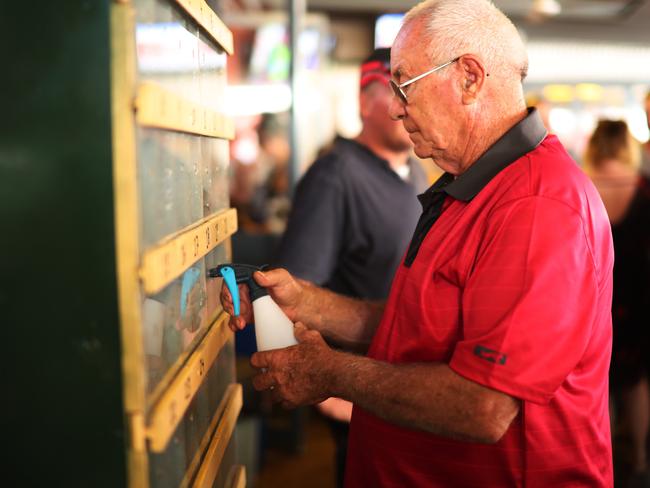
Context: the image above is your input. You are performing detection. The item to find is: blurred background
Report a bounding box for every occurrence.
[210,1,650,487]
[3,0,649,486]
[218,0,650,247]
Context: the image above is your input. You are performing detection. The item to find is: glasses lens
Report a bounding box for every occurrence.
[389,80,407,104]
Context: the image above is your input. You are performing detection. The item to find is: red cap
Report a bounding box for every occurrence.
[360,48,391,89]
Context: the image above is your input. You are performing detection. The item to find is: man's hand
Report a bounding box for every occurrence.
[219,268,305,332]
[219,268,381,350]
[250,322,337,409]
[317,397,353,423]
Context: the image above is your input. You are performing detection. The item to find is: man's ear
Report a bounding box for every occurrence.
[458,55,486,105]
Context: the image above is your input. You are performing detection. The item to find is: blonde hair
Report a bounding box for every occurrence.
[584,119,640,170]
[403,0,528,82]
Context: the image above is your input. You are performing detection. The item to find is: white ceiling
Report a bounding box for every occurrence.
[303,0,640,19]
[299,0,650,44]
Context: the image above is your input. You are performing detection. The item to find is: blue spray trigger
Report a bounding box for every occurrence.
[220,266,240,316]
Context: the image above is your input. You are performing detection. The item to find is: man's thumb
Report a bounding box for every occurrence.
[293,321,309,342]
[254,268,289,287]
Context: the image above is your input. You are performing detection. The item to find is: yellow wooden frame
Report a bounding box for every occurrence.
[111,2,149,486]
[191,384,243,487]
[146,313,233,452]
[112,0,242,485]
[173,0,234,54]
[140,208,237,295]
[136,82,235,139]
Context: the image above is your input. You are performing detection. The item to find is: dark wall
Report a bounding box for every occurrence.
[0,2,127,486]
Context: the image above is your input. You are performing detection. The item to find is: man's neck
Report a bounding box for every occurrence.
[457,106,529,175]
[355,132,410,171]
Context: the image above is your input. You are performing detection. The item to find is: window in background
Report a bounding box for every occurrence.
[374,13,404,49]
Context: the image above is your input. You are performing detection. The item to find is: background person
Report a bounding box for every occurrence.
[230,112,291,236]
[641,90,650,178]
[223,0,614,486]
[584,119,650,488]
[274,47,427,487]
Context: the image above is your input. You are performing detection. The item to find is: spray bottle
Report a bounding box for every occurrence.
[209,263,298,351]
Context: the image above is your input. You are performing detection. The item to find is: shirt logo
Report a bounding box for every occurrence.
[473,345,507,365]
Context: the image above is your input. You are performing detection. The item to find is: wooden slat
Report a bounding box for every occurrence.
[192,384,243,488]
[179,378,239,488]
[226,465,246,488]
[147,302,225,410]
[146,313,232,452]
[140,208,237,295]
[135,82,235,139]
[173,0,234,54]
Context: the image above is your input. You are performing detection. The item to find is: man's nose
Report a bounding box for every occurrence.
[388,95,406,121]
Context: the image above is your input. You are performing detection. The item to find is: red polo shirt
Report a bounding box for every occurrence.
[345,116,614,487]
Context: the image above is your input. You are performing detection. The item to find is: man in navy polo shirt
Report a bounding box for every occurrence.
[276,47,427,303]
[221,0,614,485]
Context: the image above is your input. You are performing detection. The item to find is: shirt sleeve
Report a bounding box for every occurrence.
[274,156,345,284]
[449,195,601,404]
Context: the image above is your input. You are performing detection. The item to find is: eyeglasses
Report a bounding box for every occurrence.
[389,57,459,104]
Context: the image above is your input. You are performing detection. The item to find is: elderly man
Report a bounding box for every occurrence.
[222,0,614,485]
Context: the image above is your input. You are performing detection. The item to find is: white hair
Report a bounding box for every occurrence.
[403,0,528,81]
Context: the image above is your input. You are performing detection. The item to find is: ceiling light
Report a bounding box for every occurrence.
[532,0,562,17]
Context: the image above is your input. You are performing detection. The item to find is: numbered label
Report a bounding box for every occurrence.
[140,208,237,296]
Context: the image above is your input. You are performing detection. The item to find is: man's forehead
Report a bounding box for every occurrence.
[389,43,408,76]
[390,50,417,79]
[390,21,425,76]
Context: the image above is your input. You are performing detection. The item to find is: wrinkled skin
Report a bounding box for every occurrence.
[250,322,337,409]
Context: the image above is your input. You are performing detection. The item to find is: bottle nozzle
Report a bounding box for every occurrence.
[208,263,269,316]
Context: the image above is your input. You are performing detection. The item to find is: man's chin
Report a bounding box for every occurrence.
[413,146,432,160]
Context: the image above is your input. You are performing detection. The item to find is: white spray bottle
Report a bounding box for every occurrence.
[209,263,297,351]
